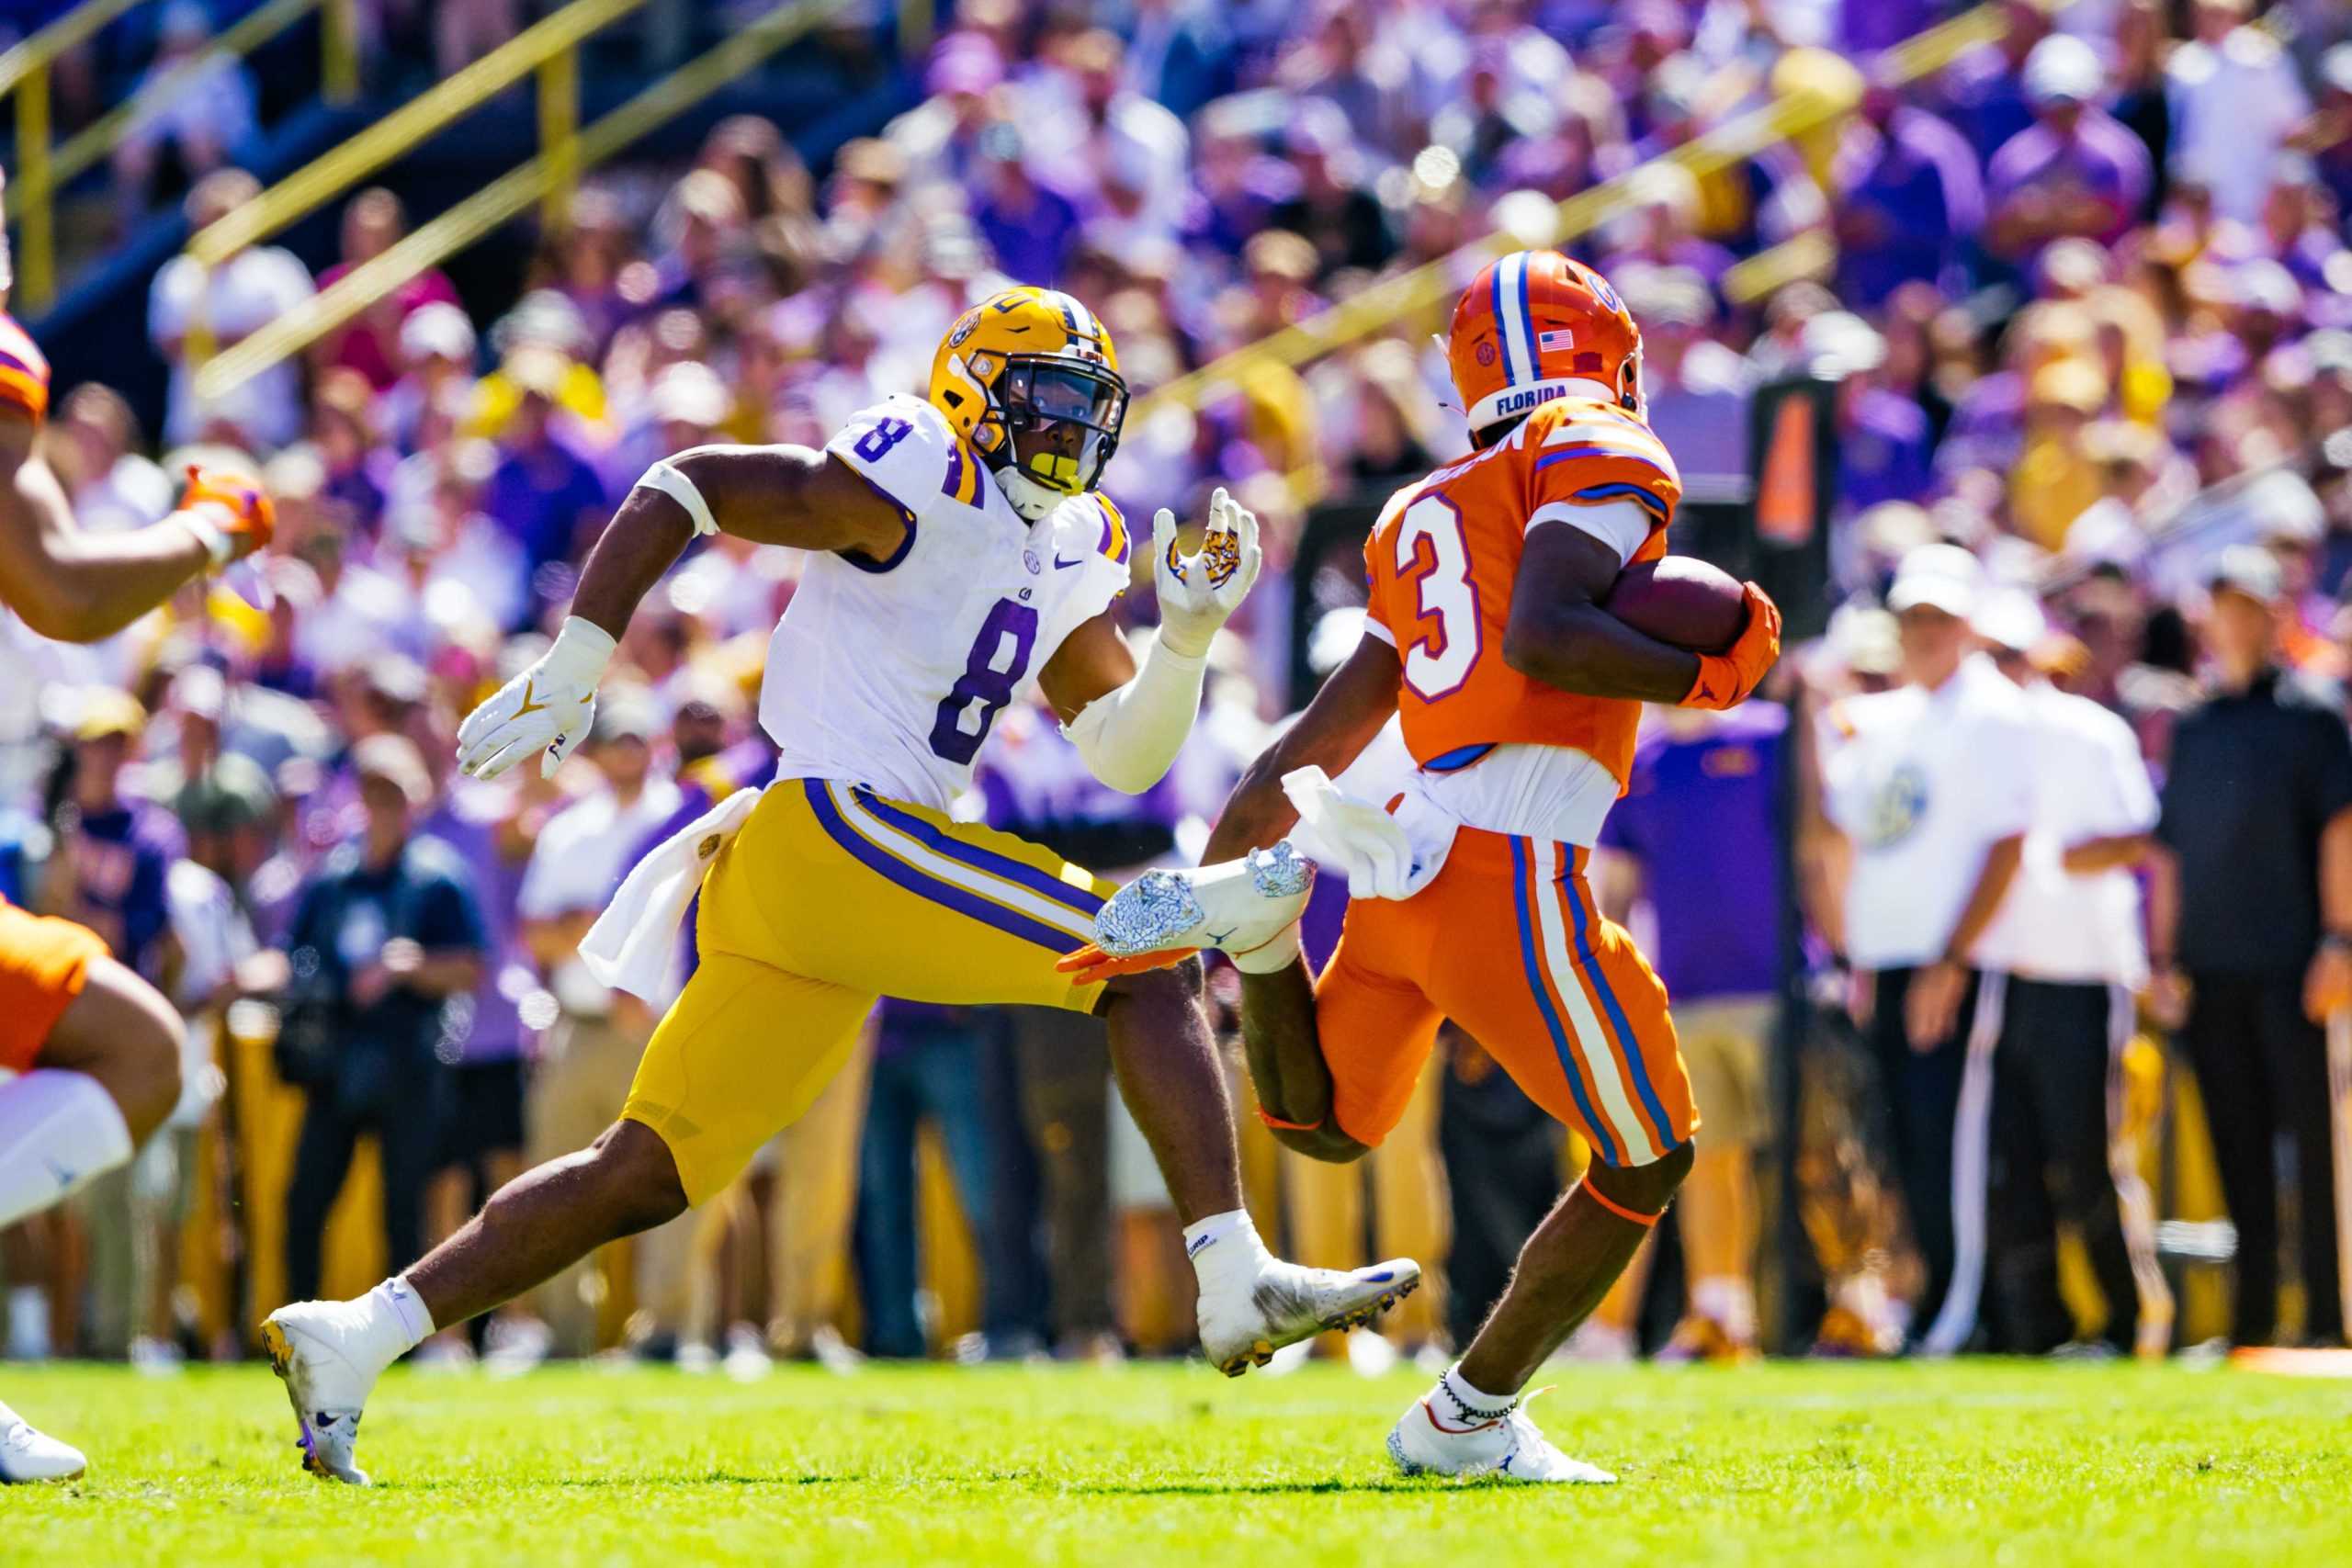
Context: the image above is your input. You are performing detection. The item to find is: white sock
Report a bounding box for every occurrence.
[6,1285,49,1360]
[1433,1362,1516,1425]
[1691,1275,1757,1341]
[0,1068,134,1228]
[1183,1209,1274,1296]
[1231,923,1303,975]
[367,1275,436,1355]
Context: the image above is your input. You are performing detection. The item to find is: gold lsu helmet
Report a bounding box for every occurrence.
[929,286,1127,520]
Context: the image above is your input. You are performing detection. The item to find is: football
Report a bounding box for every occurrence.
[1600,556,1747,654]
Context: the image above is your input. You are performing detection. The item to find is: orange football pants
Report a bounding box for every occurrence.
[0,897,108,1075]
[1313,828,1695,1168]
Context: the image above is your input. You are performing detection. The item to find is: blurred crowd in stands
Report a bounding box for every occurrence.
[10,0,2352,1375]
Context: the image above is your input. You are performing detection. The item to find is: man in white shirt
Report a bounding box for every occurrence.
[148,171,316,451]
[514,690,684,1354]
[1971,592,2172,1358]
[2165,0,2311,223]
[1819,545,2031,1351]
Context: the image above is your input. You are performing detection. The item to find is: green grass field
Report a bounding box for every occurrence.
[6,1359,2350,1565]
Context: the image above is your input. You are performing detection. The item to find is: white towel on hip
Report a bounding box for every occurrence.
[579,784,764,1000]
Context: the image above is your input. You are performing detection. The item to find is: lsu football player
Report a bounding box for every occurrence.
[0,169,274,1482]
[259,286,1418,1484]
[1063,253,1781,1481]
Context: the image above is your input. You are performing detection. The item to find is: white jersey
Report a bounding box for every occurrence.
[760,395,1134,812]
[1820,653,2037,971]
[1973,682,2157,987]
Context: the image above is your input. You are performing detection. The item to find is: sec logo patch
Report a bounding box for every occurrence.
[1476,339,1497,367]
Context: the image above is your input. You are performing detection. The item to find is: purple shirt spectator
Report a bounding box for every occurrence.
[976,175,1082,288]
[1833,104,1985,308]
[486,431,608,581]
[1598,705,1786,1001]
[1838,386,1936,513]
[72,805,181,979]
[1987,107,2154,253]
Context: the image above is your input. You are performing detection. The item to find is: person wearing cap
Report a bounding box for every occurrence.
[483,344,609,596]
[1818,544,2035,1350]
[1986,35,2154,263]
[278,734,486,1308]
[1969,591,2173,1358]
[511,687,684,1355]
[2151,546,2352,1348]
[380,301,479,457]
[44,693,180,985]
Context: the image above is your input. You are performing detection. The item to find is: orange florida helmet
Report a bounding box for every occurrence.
[1447,250,1645,442]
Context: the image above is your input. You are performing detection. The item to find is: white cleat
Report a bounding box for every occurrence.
[1198,1256,1420,1377]
[1387,1388,1617,1483]
[0,1401,85,1483]
[1092,842,1313,964]
[262,1299,404,1485]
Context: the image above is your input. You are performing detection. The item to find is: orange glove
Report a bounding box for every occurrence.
[1055,942,1201,987]
[177,465,275,567]
[1682,581,1781,710]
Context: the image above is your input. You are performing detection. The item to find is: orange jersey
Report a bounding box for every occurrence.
[1363,395,1680,790]
[0,311,50,423]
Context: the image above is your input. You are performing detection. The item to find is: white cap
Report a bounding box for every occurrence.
[1972,586,2047,653]
[401,301,476,365]
[2024,34,2102,107]
[1886,542,1984,618]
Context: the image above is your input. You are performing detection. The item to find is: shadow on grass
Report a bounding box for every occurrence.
[1061,1479,1429,1497]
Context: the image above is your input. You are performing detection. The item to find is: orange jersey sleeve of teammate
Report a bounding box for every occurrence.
[0,312,51,423]
[1363,397,1680,788]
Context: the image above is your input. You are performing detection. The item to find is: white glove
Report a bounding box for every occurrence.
[1152,485,1262,659]
[1281,765,1459,902]
[456,615,616,779]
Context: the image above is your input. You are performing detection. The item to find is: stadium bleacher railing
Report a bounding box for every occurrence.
[185,0,650,288]
[0,0,360,310]
[193,0,859,404]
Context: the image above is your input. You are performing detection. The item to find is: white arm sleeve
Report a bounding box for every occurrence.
[1524,497,1653,567]
[1059,631,1207,795]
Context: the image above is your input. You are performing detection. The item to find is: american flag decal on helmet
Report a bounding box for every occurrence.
[1536,328,1576,355]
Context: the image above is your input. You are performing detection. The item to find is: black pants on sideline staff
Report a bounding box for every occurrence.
[2180,970,2344,1346]
[1985,979,2167,1354]
[284,1081,447,1304]
[1867,965,1993,1350]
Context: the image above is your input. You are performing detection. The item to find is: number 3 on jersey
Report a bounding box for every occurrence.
[1396,495,1479,699]
[930,598,1037,762]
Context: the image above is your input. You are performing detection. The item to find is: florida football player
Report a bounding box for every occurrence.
[260,286,1416,1484]
[0,173,274,1483]
[1064,253,1781,1481]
